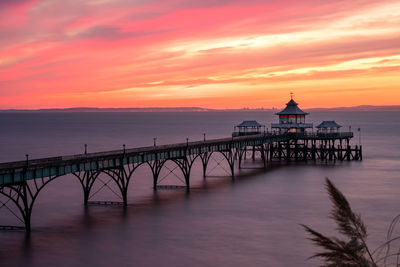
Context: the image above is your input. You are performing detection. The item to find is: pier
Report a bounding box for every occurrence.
[0,131,360,232]
[0,98,362,232]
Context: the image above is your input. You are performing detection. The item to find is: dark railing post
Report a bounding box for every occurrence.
[355,145,359,160]
[347,145,351,160]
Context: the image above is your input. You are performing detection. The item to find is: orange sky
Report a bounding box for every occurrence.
[0,0,399,109]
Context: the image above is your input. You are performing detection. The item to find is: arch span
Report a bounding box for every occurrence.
[0,174,63,232]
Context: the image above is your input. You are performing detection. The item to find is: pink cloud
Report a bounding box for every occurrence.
[0,0,399,108]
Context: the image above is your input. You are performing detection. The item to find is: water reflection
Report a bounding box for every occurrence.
[0,111,399,266]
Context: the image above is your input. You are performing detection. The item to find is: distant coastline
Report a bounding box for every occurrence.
[1,105,400,113]
[307,105,400,112]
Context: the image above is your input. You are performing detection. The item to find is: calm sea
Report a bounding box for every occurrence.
[0,111,399,266]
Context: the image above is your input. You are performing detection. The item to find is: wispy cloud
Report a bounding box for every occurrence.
[0,0,399,108]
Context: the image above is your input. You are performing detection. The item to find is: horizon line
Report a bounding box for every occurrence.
[1,104,400,112]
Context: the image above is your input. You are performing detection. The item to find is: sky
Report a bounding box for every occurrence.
[0,0,399,109]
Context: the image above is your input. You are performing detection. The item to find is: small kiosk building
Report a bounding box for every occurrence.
[271,98,313,133]
[316,121,342,134]
[233,120,264,137]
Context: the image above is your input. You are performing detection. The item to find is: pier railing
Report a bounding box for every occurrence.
[0,133,290,186]
[0,132,355,178]
[291,132,354,139]
[0,131,360,232]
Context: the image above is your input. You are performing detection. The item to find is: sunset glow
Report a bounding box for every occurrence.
[1,0,399,109]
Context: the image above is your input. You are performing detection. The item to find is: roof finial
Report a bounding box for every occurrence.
[290,92,294,100]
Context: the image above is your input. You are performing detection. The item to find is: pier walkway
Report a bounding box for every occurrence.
[0,132,360,232]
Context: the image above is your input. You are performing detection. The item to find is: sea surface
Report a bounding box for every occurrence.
[0,111,399,266]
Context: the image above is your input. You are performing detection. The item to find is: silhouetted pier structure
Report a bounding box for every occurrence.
[0,97,362,232]
[0,131,361,232]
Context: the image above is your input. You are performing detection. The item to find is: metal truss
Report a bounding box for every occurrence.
[0,174,61,232]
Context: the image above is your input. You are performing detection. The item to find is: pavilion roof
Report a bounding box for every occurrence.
[316,121,342,128]
[276,99,309,115]
[237,120,263,127]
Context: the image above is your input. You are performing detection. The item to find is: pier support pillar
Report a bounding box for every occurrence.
[0,175,60,232]
[286,141,291,161]
[200,152,212,177]
[303,140,308,161]
[278,142,282,160]
[264,144,269,168]
[312,143,316,160]
[347,145,351,160]
[238,148,245,169]
[102,166,136,206]
[260,145,267,169]
[173,155,196,192]
[74,170,100,206]
[354,145,359,160]
[320,144,325,161]
[294,140,299,161]
[220,150,235,178]
[269,143,274,161]
[148,160,166,190]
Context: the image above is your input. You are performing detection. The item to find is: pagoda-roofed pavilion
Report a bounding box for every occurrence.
[316,121,342,133]
[271,97,313,133]
[232,120,265,137]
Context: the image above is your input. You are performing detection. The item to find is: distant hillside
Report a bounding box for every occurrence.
[0,107,215,112]
[307,105,400,112]
[0,105,399,112]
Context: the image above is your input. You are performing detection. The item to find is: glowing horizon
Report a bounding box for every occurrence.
[1,0,399,109]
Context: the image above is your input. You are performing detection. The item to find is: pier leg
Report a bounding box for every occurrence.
[74,170,99,206]
[294,140,298,161]
[312,143,316,160]
[200,152,212,177]
[354,145,359,160]
[278,142,282,160]
[102,167,135,206]
[320,144,325,161]
[303,140,307,161]
[286,141,291,161]
[22,183,31,232]
[347,145,351,161]
[270,143,274,161]
[238,148,245,169]
[220,150,235,178]
[148,160,166,190]
[173,156,196,192]
[260,145,266,169]
[0,176,60,232]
